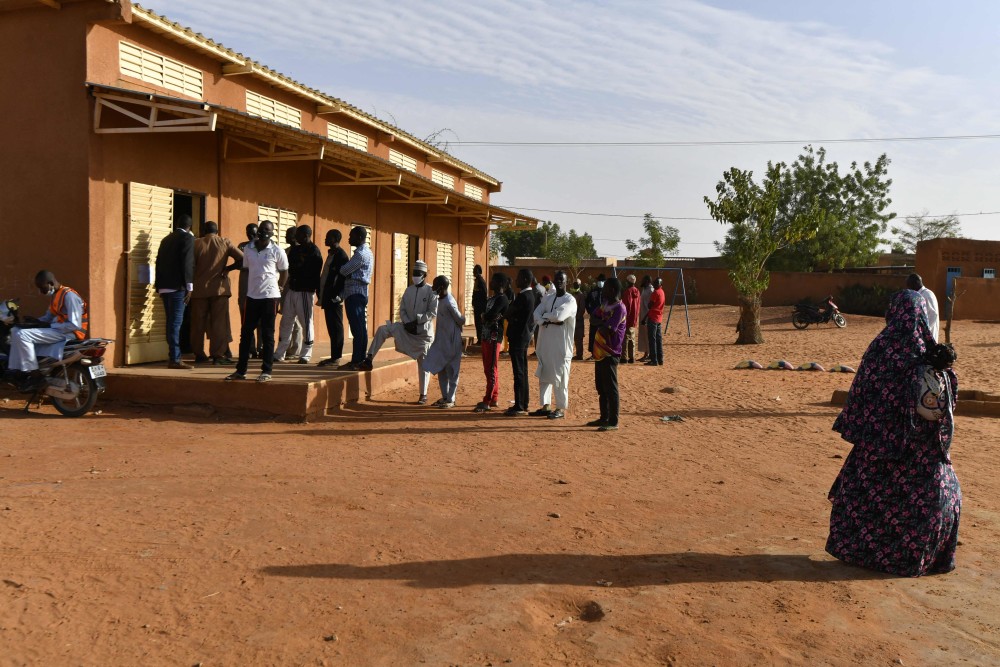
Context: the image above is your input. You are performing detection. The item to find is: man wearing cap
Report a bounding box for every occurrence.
[358,259,437,403]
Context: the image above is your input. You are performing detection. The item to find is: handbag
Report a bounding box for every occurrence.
[915,365,950,421]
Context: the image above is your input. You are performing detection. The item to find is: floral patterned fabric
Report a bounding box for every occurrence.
[826,290,961,576]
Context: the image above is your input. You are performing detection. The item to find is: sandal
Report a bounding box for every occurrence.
[256,373,272,383]
[473,402,490,413]
[416,395,428,405]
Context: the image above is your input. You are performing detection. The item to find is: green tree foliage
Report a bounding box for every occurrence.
[493,222,597,280]
[547,227,598,282]
[705,164,823,344]
[890,211,963,253]
[766,146,895,271]
[624,213,681,267]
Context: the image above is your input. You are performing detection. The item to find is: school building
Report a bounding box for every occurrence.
[0,0,538,367]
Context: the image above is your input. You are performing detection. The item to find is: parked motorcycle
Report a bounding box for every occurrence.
[792,296,847,330]
[1,298,113,417]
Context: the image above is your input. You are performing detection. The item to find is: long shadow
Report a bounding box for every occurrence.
[260,552,889,588]
[245,424,596,437]
[636,408,837,420]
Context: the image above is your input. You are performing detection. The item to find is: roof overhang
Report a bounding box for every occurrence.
[128,3,501,191]
[87,83,537,231]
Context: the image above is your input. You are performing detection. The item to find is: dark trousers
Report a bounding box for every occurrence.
[481,340,501,405]
[588,316,600,354]
[160,290,186,363]
[596,356,620,426]
[345,293,368,364]
[323,302,344,361]
[647,320,663,365]
[473,306,485,344]
[574,318,585,359]
[509,345,530,411]
[237,297,278,374]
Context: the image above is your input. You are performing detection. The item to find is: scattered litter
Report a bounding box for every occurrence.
[556,479,569,485]
[201,591,220,599]
[555,617,573,627]
[547,512,561,519]
[323,634,339,642]
[595,580,613,587]
[660,415,685,423]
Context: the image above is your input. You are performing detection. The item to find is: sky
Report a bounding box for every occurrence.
[149,0,1000,259]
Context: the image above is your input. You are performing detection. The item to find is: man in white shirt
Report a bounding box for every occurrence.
[532,271,577,420]
[225,220,288,383]
[907,273,940,342]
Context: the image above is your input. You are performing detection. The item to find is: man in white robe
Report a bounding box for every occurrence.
[907,273,940,342]
[359,260,437,403]
[532,271,577,420]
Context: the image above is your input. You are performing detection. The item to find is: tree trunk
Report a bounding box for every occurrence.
[736,293,764,344]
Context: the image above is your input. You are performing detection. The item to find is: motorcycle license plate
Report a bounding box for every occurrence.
[89,365,107,379]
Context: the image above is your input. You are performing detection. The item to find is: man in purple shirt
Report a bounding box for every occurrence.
[589,277,627,431]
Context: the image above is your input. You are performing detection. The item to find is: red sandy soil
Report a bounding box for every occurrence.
[1,304,998,666]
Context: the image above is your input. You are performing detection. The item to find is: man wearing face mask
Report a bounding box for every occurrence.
[532,270,577,419]
[5,271,88,387]
[585,273,606,359]
[225,220,288,383]
[358,260,437,403]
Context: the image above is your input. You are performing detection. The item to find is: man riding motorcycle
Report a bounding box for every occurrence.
[4,270,88,390]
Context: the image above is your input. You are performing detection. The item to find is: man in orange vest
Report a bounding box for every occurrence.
[7,270,88,374]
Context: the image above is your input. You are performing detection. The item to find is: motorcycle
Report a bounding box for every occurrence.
[1,298,113,417]
[792,295,847,330]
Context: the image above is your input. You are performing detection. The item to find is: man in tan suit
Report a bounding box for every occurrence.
[190,221,243,364]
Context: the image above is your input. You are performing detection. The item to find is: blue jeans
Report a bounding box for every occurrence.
[160,290,186,363]
[344,293,368,364]
[647,320,663,365]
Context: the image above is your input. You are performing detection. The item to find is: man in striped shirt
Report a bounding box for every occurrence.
[339,225,374,369]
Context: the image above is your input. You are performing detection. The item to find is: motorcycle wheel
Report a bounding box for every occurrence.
[51,364,100,417]
[833,313,847,328]
[792,313,810,330]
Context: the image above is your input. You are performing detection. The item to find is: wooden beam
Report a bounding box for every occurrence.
[222,63,255,76]
[317,104,343,115]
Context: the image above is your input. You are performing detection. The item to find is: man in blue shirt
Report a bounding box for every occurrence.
[339,225,374,369]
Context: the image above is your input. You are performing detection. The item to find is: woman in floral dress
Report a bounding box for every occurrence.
[826,289,961,576]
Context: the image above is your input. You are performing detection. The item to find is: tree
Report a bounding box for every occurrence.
[624,213,681,267]
[890,211,963,253]
[705,163,823,344]
[492,221,596,279]
[547,228,598,282]
[766,146,895,271]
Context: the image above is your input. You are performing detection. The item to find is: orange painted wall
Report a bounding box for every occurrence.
[950,278,1000,321]
[915,238,1000,306]
[0,2,117,316]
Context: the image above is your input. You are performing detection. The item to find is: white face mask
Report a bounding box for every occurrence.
[596,281,605,289]
[412,275,425,286]
[46,287,56,296]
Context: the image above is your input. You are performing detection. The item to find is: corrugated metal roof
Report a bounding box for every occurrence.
[130,3,501,188]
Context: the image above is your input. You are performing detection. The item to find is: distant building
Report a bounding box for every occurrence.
[915,238,1000,320]
[0,0,538,366]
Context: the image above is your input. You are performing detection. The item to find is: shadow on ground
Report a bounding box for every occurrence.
[260,552,889,588]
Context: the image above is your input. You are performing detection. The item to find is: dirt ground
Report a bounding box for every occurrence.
[2,304,998,666]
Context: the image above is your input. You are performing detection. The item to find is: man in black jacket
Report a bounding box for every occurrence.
[471,264,487,345]
[155,214,195,369]
[503,268,537,416]
[585,273,606,359]
[317,228,350,366]
[275,225,323,364]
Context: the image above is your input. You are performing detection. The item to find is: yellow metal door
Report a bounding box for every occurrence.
[436,241,453,292]
[392,233,409,322]
[125,182,174,364]
[464,245,476,321]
